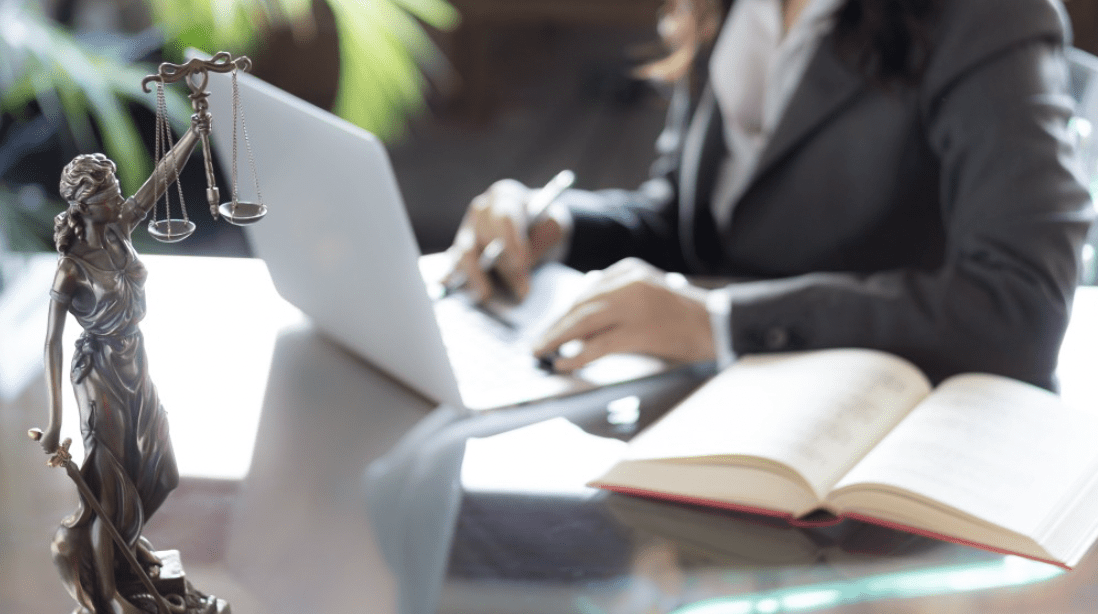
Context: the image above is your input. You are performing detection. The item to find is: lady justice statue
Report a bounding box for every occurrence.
[29,52,262,614]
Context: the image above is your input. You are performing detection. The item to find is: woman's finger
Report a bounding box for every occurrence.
[550,327,636,372]
[440,227,475,283]
[462,251,495,304]
[476,181,533,299]
[534,298,622,356]
[439,195,490,284]
[493,212,532,298]
[446,240,493,303]
[571,257,657,303]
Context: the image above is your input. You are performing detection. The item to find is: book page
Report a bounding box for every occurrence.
[833,374,1098,538]
[621,349,932,500]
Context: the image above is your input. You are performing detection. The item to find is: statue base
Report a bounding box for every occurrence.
[112,549,231,614]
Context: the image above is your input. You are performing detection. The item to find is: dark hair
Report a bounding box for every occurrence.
[641,0,939,86]
[834,0,939,86]
[55,153,117,254]
[636,0,722,81]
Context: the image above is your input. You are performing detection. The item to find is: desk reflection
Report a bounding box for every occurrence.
[3,255,1095,614]
[370,409,1073,614]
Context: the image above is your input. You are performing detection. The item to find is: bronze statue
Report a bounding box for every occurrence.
[29,54,256,614]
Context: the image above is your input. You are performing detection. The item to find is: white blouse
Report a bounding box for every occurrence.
[708,0,846,226]
[706,0,844,368]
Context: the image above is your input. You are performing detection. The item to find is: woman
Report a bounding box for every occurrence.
[446,0,1093,390]
[39,112,208,614]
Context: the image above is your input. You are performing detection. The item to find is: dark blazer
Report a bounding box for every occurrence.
[561,0,1094,390]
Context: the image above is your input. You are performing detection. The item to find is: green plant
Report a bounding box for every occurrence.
[0,0,458,250]
[151,0,460,142]
[1,1,191,194]
[0,184,58,252]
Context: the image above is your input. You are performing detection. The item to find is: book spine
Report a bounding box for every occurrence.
[596,485,842,527]
[596,484,798,520]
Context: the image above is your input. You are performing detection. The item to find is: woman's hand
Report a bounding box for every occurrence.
[533,258,716,371]
[192,112,212,136]
[37,423,62,454]
[444,179,564,302]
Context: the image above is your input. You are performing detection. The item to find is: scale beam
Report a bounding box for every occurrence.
[142,52,266,242]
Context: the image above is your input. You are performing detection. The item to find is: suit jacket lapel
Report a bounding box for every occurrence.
[678,84,726,274]
[678,29,865,273]
[749,34,866,188]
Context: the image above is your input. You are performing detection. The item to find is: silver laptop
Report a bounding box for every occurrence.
[203,65,666,411]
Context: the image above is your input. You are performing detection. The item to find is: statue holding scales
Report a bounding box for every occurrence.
[29,52,263,614]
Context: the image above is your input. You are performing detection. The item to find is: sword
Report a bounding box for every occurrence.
[29,428,173,614]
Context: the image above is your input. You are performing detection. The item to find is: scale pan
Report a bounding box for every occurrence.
[219,202,267,226]
[148,219,196,243]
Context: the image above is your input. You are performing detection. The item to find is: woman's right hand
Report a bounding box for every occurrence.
[444,179,565,302]
[36,424,62,454]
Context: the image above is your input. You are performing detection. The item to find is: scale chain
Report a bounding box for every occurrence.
[163,83,189,222]
[231,71,238,212]
[153,82,163,227]
[233,70,264,211]
[153,82,190,240]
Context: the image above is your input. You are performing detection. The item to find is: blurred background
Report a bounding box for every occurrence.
[0,0,1096,276]
[0,0,667,261]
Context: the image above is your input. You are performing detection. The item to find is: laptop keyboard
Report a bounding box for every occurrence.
[423,261,667,410]
[434,296,579,407]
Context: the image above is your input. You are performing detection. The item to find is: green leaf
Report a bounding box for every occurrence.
[41,28,151,193]
[389,0,461,30]
[149,0,459,141]
[0,185,63,252]
[0,7,178,194]
[1,0,458,204]
[328,0,448,139]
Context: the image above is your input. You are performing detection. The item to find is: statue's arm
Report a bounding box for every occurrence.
[126,113,212,228]
[41,261,76,454]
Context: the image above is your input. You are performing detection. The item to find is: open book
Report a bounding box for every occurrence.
[589,349,1098,569]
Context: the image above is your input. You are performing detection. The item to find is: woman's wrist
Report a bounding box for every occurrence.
[705,286,736,369]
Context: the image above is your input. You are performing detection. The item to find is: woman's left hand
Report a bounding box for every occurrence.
[533,258,716,371]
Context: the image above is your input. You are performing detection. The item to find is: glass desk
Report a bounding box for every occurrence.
[1,254,1096,614]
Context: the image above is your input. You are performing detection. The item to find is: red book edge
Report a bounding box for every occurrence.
[594,483,1073,571]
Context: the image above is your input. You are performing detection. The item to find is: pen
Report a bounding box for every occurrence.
[444,169,576,296]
